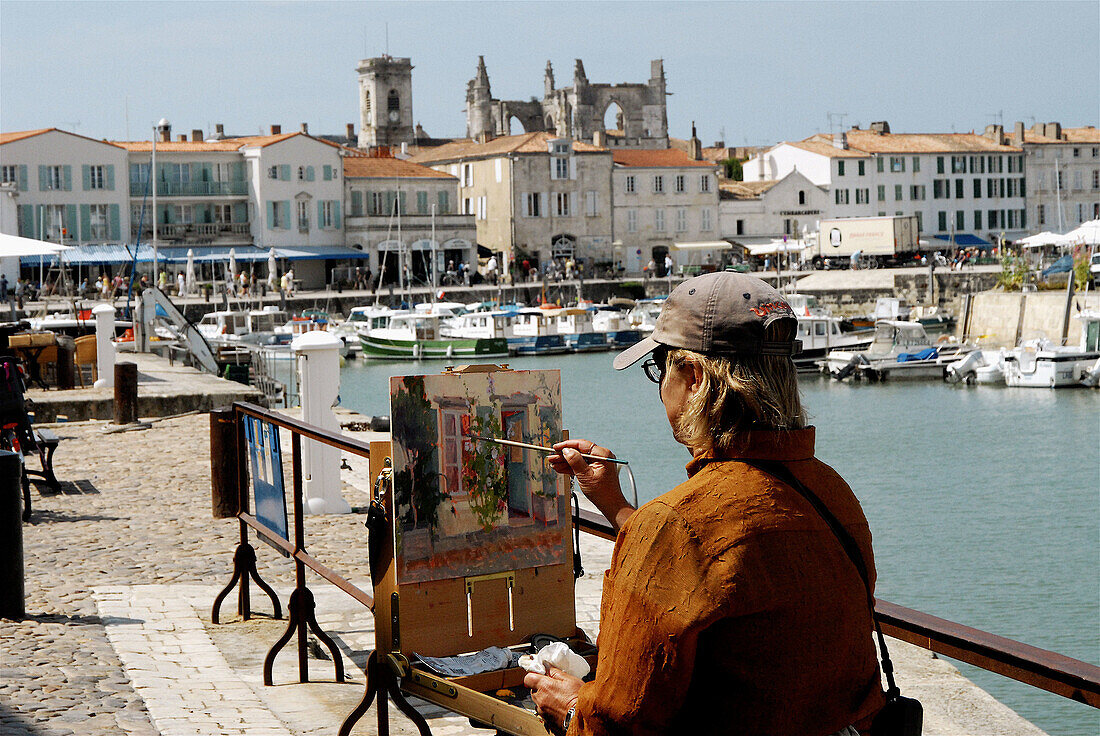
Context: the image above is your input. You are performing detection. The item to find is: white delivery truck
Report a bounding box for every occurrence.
[812,215,921,269]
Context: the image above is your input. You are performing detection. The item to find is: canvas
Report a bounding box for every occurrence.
[388,369,568,584]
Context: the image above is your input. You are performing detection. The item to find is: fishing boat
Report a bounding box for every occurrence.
[358,311,509,361]
[821,320,973,381]
[507,309,568,355]
[545,307,609,352]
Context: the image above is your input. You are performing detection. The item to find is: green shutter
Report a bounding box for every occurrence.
[34,205,44,237]
[282,201,291,229]
[80,205,91,240]
[351,190,363,216]
[280,164,290,181]
[267,201,276,229]
[333,201,341,229]
[106,164,115,190]
[109,205,120,240]
[18,166,27,191]
[322,165,332,181]
[63,165,72,191]
[231,161,245,181]
[65,205,77,239]
[38,165,48,191]
[317,200,324,228]
[82,165,92,191]
[17,205,33,237]
[399,191,407,214]
[306,166,315,182]
[233,203,247,223]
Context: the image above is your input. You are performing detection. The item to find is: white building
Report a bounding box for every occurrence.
[719,170,829,245]
[344,150,476,284]
[743,122,1028,246]
[1013,121,1100,232]
[0,128,130,245]
[610,148,720,274]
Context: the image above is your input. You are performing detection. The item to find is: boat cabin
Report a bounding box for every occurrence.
[869,320,933,355]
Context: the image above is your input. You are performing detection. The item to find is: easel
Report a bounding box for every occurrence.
[340,365,593,736]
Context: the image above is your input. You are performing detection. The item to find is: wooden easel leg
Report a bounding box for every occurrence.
[211,541,282,624]
[388,679,433,736]
[263,586,344,685]
[339,651,433,736]
[339,651,380,736]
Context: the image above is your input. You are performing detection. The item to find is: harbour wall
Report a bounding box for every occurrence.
[961,290,1100,348]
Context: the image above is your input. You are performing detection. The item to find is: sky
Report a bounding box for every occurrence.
[2,1,1097,147]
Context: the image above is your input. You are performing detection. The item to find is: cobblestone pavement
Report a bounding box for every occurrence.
[1,412,1046,736]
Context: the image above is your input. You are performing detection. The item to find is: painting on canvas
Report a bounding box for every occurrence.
[388,369,568,584]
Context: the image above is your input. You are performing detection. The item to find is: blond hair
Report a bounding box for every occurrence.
[667,323,804,453]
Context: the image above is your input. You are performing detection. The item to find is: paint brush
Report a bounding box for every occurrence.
[470,435,629,465]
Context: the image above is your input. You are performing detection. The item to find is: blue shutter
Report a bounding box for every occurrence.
[282,201,291,229]
[33,205,44,237]
[266,201,275,230]
[80,205,91,240]
[63,165,72,191]
[399,191,407,215]
[231,161,245,180]
[233,203,247,223]
[280,164,290,181]
[82,165,91,191]
[317,200,324,228]
[334,201,341,229]
[38,166,48,191]
[106,164,115,191]
[18,166,27,192]
[306,166,315,182]
[109,205,121,240]
[65,205,78,239]
[350,190,363,216]
[323,165,332,181]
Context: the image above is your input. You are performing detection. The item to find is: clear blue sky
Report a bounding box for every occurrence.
[2,1,1096,146]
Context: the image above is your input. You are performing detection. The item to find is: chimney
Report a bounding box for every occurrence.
[300,123,309,134]
[757,154,765,179]
[215,123,225,139]
[191,129,203,142]
[833,131,848,149]
[1013,121,1025,144]
[159,126,171,142]
[477,131,493,144]
[346,123,355,141]
[1044,122,1062,140]
[270,124,281,135]
[713,140,724,148]
[689,121,702,161]
[869,121,890,135]
[178,134,188,142]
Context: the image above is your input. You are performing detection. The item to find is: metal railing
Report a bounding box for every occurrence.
[129,180,249,197]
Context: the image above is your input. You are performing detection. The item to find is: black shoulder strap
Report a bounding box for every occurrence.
[741,458,900,698]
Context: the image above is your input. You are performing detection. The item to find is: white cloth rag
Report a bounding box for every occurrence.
[518,641,590,680]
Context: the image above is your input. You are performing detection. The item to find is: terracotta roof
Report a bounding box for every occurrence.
[343,155,456,179]
[788,131,1022,158]
[1017,126,1100,145]
[612,148,716,168]
[718,180,780,199]
[1,127,122,148]
[409,132,607,164]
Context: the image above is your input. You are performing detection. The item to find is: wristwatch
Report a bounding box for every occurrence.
[562,705,576,731]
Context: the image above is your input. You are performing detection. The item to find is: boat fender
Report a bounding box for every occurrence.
[413,343,421,359]
[447,344,454,359]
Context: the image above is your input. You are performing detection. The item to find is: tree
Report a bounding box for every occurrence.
[391,376,444,533]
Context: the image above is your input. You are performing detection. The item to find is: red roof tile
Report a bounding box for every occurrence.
[612,148,716,168]
[344,155,456,179]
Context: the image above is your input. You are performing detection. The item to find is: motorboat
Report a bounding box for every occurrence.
[334,305,395,355]
[945,349,1007,385]
[821,320,973,381]
[1002,338,1100,388]
[359,311,509,361]
[544,308,609,352]
[590,306,642,348]
[627,298,665,335]
[505,309,568,355]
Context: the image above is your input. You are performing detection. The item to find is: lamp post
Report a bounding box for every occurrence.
[152,118,170,284]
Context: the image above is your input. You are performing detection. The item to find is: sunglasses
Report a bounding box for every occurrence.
[642,348,670,384]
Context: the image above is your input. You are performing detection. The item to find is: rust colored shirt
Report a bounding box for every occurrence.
[571,428,885,736]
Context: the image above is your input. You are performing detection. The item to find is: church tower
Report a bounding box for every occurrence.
[465,56,495,140]
[356,55,414,148]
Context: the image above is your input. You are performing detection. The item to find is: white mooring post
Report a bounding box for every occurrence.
[292,330,351,514]
[92,303,117,389]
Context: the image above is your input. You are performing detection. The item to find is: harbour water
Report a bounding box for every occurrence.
[338,353,1098,735]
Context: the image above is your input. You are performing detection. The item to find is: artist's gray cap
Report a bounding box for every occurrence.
[613,271,801,370]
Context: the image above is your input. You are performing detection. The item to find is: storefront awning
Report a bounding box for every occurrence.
[273,245,369,261]
[932,234,993,248]
[20,243,149,266]
[671,241,732,250]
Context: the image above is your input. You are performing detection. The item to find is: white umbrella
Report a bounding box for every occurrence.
[267,248,277,288]
[1064,219,1100,247]
[0,232,71,257]
[228,248,238,280]
[1018,231,1070,248]
[185,249,196,296]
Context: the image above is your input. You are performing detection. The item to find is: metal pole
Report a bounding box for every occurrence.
[114,361,138,425]
[151,127,158,280]
[0,450,25,619]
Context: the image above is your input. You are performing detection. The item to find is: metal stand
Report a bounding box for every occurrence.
[339,651,431,736]
[262,584,344,685]
[211,533,282,624]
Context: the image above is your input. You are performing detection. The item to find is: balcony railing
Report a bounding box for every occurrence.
[130,221,251,242]
[129,180,249,197]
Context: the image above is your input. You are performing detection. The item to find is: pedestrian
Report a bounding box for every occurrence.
[177,271,186,297]
[0,274,8,301]
[663,253,673,277]
[158,269,168,291]
[15,278,24,309]
[285,269,295,296]
[486,255,498,285]
[525,271,887,735]
[644,258,655,280]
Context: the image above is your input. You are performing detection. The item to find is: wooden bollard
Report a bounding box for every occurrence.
[209,407,240,518]
[113,362,138,425]
[55,341,75,390]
